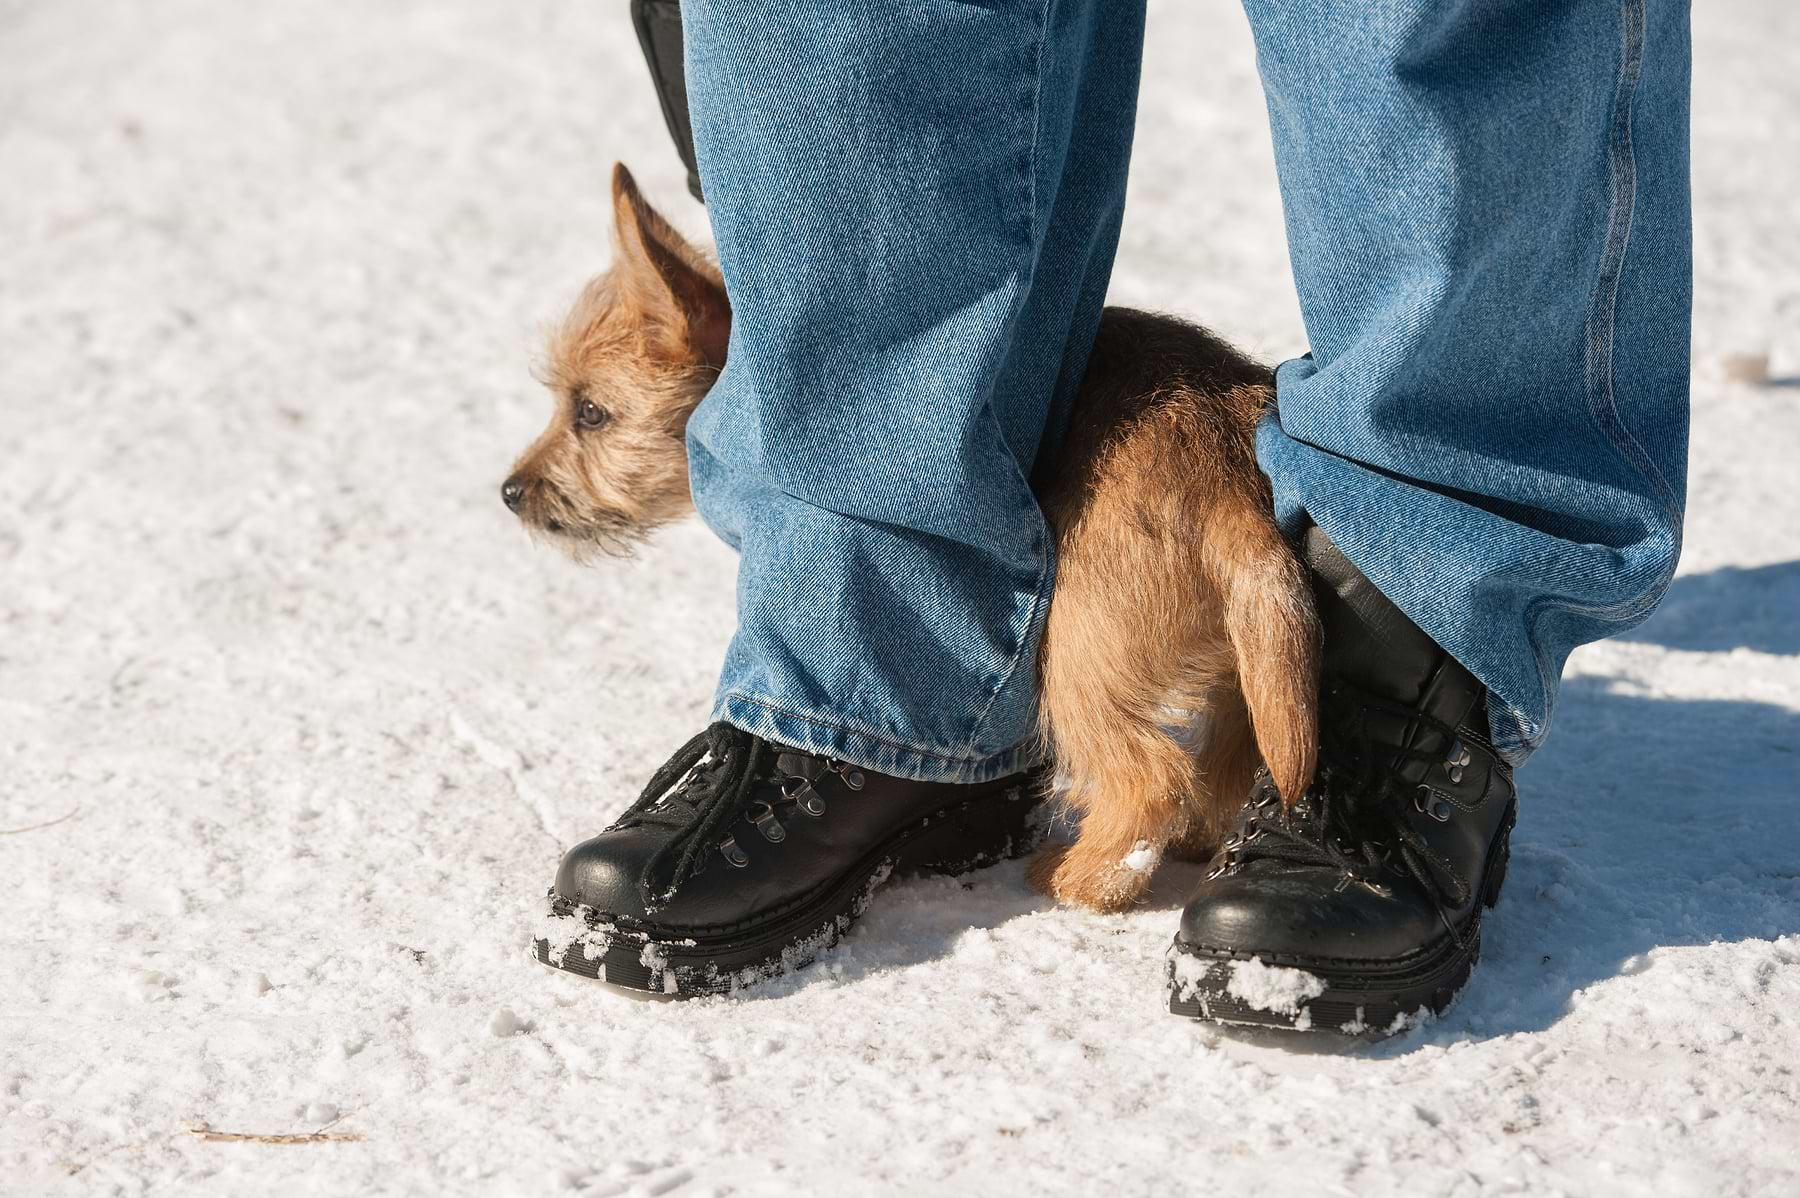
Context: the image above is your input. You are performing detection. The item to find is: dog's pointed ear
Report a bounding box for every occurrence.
[611,163,731,369]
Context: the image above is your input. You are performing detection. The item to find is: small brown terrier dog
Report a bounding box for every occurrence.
[505,165,1320,912]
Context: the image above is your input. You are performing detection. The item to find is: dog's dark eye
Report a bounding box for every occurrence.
[576,400,608,430]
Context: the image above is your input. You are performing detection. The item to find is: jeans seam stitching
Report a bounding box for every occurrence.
[1507,0,1673,758]
[1583,0,1679,525]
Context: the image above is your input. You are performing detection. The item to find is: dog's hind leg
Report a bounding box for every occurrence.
[1028,711,1195,913]
[1027,536,1222,912]
[1166,684,1261,862]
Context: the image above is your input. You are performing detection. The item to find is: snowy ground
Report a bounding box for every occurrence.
[3,1,1798,1194]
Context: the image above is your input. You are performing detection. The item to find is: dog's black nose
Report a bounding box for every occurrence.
[501,477,526,512]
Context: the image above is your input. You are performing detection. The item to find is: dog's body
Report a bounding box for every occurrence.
[1030,310,1318,908]
[506,165,1319,912]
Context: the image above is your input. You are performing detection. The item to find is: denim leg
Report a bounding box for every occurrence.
[1242,0,1692,762]
[681,0,1146,781]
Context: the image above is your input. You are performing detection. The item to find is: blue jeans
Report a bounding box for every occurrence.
[681,0,1690,781]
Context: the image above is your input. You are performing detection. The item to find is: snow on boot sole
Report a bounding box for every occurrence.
[1167,804,1514,1037]
[531,782,1049,996]
[1165,923,1482,1036]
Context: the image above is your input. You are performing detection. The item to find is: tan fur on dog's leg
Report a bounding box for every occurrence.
[1168,686,1261,861]
[1028,491,1224,911]
[1027,721,1192,912]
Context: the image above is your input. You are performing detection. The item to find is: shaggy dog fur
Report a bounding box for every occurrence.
[505,165,1319,912]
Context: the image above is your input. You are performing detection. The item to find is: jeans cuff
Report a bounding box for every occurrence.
[713,692,1039,784]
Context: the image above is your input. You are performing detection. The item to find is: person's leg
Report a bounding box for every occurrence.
[1245,0,1691,762]
[681,0,1146,782]
[1170,0,1690,1032]
[532,1,1147,993]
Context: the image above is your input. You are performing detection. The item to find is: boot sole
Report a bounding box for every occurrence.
[1166,802,1516,1037]
[531,780,1050,996]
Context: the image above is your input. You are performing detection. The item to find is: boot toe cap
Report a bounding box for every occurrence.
[1176,866,1445,965]
[552,830,659,920]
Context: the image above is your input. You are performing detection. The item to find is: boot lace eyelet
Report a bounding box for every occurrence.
[749,802,786,843]
[719,837,749,868]
[1414,787,1453,823]
[1445,741,1472,784]
[781,776,827,818]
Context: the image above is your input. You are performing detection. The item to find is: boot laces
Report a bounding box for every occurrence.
[1222,680,1473,912]
[609,723,857,911]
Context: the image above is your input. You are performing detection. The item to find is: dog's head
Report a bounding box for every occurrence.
[502,163,730,558]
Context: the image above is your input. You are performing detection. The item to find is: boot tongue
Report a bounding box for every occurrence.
[775,752,826,781]
[1303,526,1443,708]
[1303,525,1492,791]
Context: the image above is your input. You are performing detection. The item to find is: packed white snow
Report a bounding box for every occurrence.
[1223,957,1328,1017]
[3,1,1799,1195]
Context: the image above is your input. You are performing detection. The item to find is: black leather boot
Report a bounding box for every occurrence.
[532,723,1047,994]
[1167,527,1517,1035]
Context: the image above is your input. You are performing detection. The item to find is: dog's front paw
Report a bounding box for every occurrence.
[1028,840,1158,913]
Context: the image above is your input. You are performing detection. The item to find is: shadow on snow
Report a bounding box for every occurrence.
[1618,559,1800,656]
[730,673,1800,1052]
